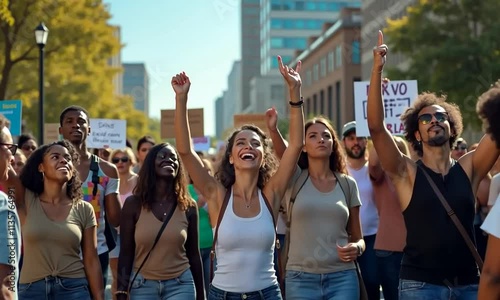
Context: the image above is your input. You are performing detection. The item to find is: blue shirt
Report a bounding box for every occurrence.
[0,189,21,299]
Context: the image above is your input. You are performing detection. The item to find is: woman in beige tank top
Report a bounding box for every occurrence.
[11,140,104,299]
[116,143,204,300]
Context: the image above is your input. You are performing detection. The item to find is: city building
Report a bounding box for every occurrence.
[290,7,362,132]
[123,63,150,116]
[215,95,224,138]
[241,0,261,112]
[108,26,123,96]
[223,61,242,130]
[246,74,285,115]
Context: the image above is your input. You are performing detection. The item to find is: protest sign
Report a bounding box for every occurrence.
[161,108,204,139]
[87,119,126,149]
[0,100,22,136]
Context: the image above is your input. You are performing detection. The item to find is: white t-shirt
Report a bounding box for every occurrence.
[488,173,500,207]
[482,195,500,238]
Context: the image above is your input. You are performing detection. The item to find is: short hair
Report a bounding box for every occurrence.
[59,105,90,126]
[477,80,500,148]
[136,135,156,152]
[18,134,37,149]
[400,92,463,157]
[0,114,10,143]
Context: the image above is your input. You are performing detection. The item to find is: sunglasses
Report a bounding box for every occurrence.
[0,143,18,155]
[417,112,448,125]
[453,145,467,151]
[22,145,36,151]
[112,157,129,164]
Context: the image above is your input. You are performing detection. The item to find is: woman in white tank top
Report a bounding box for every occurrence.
[173,56,304,299]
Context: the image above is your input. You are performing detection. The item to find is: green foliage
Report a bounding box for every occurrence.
[0,0,13,25]
[385,0,500,129]
[0,0,154,141]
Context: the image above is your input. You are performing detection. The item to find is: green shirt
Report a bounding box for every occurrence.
[188,184,213,248]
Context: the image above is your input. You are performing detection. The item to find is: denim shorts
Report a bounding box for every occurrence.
[285,269,359,300]
[130,268,196,299]
[208,283,282,300]
[18,277,90,300]
[399,279,478,300]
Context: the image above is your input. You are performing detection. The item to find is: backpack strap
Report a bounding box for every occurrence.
[90,154,100,198]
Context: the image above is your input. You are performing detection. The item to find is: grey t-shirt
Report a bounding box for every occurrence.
[286,169,361,274]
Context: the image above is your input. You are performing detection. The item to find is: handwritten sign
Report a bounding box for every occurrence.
[161,108,204,139]
[87,119,126,149]
[354,80,418,137]
[193,136,211,152]
[233,114,269,136]
[0,100,22,136]
[44,123,60,143]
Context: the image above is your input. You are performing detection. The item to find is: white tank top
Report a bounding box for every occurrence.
[212,189,277,292]
[348,163,379,236]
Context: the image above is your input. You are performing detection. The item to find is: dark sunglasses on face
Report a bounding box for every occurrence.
[453,145,467,151]
[22,145,36,151]
[0,143,18,155]
[417,112,449,125]
[112,157,129,164]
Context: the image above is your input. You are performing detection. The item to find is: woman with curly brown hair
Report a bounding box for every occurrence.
[13,140,103,299]
[116,143,204,300]
[268,114,364,299]
[367,31,499,300]
[173,56,304,300]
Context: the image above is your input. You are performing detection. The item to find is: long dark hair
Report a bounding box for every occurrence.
[133,143,192,211]
[298,117,347,174]
[215,125,278,189]
[20,140,83,202]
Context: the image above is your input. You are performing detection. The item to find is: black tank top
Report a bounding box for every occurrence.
[400,160,479,286]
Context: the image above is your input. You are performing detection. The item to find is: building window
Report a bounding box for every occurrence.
[270,55,292,69]
[328,51,334,72]
[320,89,325,115]
[313,94,317,115]
[270,37,307,49]
[271,84,284,100]
[335,45,342,68]
[327,85,333,120]
[335,81,341,131]
[306,70,312,86]
[320,57,327,78]
[351,40,360,64]
[306,97,311,117]
[313,64,319,82]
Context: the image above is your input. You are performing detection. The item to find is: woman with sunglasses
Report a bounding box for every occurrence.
[108,147,138,299]
[11,140,104,299]
[17,134,38,158]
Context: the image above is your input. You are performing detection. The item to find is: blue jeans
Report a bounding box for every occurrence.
[399,280,478,299]
[18,277,90,300]
[130,268,196,299]
[208,284,282,300]
[285,269,359,299]
[375,250,403,300]
[357,234,380,300]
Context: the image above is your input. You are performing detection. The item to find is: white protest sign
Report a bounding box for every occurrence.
[193,136,211,152]
[354,80,418,137]
[87,119,127,149]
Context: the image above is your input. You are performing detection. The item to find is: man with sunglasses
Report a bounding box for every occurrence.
[366,31,500,299]
[0,114,21,299]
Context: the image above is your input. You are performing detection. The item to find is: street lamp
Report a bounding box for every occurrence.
[35,22,48,145]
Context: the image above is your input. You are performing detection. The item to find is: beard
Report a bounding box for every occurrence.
[346,146,366,159]
[427,135,449,147]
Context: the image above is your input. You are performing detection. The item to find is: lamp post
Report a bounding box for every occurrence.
[35,22,48,145]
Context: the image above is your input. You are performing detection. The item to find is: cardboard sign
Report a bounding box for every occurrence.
[87,119,127,149]
[233,114,269,136]
[354,80,418,137]
[193,136,211,152]
[44,123,60,143]
[0,100,22,136]
[161,108,204,139]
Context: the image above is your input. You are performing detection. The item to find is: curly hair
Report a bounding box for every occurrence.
[477,80,500,149]
[400,92,463,157]
[215,125,278,189]
[298,117,347,174]
[133,143,193,211]
[20,140,83,202]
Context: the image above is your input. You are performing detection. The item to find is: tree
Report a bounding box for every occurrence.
[385,0,500,128]
[0,0,153,141]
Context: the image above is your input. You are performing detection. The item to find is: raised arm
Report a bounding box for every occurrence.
[366,31,407,179]
[266,107,288,160]
[265,57,304,209]
[101,161,121,227]
[368,145,384,184]
[460,136,500,191]
[172,73,220,203]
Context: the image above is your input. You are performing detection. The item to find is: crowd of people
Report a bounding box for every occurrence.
[0,32,500,300]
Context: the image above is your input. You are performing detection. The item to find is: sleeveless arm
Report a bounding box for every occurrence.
[81,206,103,300]
[100,161,121,227]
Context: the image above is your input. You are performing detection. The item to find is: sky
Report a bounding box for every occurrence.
[106,0,241,136]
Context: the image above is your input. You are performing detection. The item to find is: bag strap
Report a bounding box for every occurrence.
[210,189,231,282]
[417,164,483,272]
[128,201,178,290]
[90,154,100,198]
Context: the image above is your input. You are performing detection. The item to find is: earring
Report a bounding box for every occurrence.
[41,172,44,180]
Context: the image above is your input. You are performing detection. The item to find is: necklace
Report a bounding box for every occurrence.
[159,202,168,216]
[243,197,253,209]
